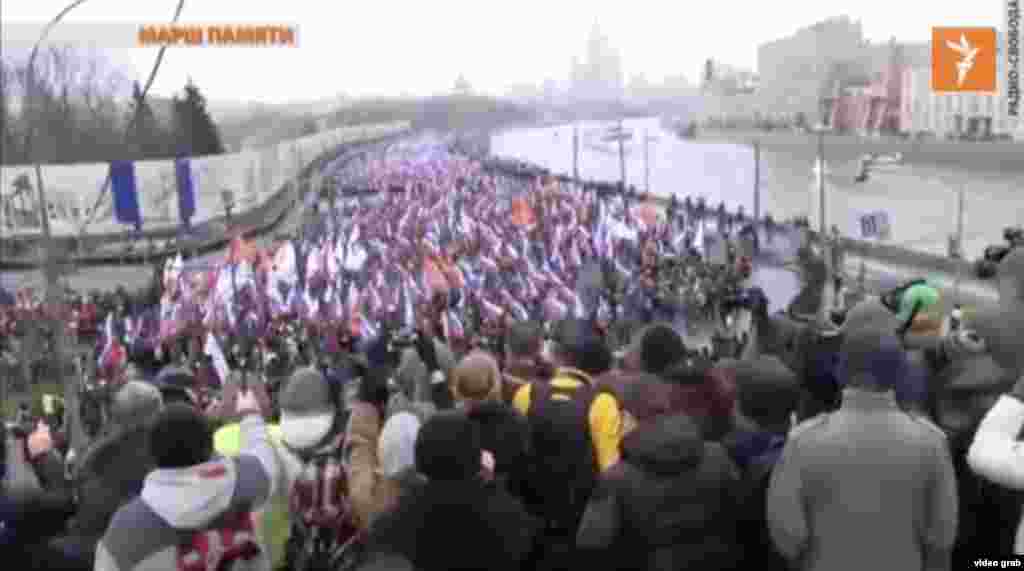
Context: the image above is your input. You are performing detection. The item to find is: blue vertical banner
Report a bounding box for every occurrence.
[109,160,142,231]
[175,157,195,231]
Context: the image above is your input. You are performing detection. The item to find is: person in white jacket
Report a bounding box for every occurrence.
[966,248,1024,554]
[966,375,1024,554]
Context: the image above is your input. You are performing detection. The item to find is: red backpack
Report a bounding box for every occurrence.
[285,445,364,571]
[175,510,264,571]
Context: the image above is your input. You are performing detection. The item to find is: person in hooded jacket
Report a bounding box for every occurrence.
[95,388,276,571]
[450,351,533,502]
[576,380,744,571]
[363,411,540,571]
[964,249,1024,555]
[720,356,799,571]
[501,321,553,402]
[1,421,77,563]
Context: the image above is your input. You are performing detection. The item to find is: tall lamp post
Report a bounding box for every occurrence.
[817,95,835,324]
[221,189,236,230]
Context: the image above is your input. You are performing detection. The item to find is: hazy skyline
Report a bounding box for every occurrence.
[2,0,1009,104]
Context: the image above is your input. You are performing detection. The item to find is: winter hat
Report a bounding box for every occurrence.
[279,367,337,451]
[731,357,799,428]
[378,412,421,478]
[415,411,481,481]
[110,381,164,431]
[150,403,213,469]
[451,351,502,403]
[843,298,902,336]
[622,373,675,423]
[839,329,907,391]
[640,324,686,374]
[551,319,612,376]
[971,249,1024,377]
[153,366,198,407]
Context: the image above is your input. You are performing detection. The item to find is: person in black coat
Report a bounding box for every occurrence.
[576,413,743,571]
[364,412,540,571]
[1,423,76,565]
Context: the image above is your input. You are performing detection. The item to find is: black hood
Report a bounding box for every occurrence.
[622,414,704,475]
[466,400,517,424]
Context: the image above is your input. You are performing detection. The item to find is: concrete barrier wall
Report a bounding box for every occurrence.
[1,122,410,237]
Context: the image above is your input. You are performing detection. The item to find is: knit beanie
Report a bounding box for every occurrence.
[279,367,337,451]
[415,411,481,481]
[839,329,907,391]
[153,366,198,407]
[640,324,686,374]
[622,373,675,423]
[150,403,213,469]
[110,381,164,431]
[378,412,421,478]
[731,357,799,428]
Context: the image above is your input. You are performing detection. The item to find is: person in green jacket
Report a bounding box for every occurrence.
[891,279,941,335]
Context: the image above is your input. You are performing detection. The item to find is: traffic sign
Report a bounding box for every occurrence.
[859,211,891,240]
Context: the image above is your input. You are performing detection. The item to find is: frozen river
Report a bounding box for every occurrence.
[491,117,1024,259]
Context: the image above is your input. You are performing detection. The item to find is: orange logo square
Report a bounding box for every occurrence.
[932,27,998,92]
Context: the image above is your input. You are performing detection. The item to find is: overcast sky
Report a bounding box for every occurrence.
[1,0,1009,104]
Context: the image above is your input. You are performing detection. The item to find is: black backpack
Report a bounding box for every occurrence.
[526,376,605,534]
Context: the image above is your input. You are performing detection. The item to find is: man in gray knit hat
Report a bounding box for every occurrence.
[767,329,957,571]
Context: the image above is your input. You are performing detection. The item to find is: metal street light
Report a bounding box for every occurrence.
[221,189,236,228]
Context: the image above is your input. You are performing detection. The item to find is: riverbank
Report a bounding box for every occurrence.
[691,128,1024,174]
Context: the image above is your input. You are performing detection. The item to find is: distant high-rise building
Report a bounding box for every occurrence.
[454,75,472,95]
[570,21,625,102]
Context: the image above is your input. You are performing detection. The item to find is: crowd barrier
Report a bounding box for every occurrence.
[0,122,411,240]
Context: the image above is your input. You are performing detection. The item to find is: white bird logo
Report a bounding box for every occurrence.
[946,33,980,87]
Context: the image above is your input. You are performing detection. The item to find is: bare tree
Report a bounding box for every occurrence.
[3,45,131,165]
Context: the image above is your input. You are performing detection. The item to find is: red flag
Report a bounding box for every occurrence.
[637,202,662,228]
[510,197,536,227]
[423,258,449,295]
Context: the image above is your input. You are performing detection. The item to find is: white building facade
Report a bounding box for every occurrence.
[902,30,1023,138]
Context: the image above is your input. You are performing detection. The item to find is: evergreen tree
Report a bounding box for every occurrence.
[126,81,169,159]
[171,78,224,157]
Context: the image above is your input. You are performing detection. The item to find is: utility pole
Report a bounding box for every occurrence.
[644,129,650,194]
[753,141,761,224]
[952,183,966,306]
[817,125,834,323]
[617,118,627,188]
[35,164,80,452]
[572,123,580,183]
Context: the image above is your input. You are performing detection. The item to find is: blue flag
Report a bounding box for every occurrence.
[110,160,141,230]
[175,157,196,229]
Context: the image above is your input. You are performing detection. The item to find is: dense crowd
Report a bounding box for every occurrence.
[3,144,1024,571]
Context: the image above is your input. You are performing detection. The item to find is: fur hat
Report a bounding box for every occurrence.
[451,351,502,403]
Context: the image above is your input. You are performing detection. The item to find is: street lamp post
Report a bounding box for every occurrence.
[818,97,835,324]
[221,189,235,229]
